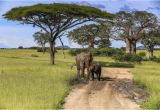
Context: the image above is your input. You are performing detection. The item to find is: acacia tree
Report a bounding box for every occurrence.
[97,38,111,48]
[68,23,111,48]
[141,30,160,59]
[68,24,99,48]
[113,11,158,54]
[4,3,114,64]
[33,30,48,54]
[96,23,112,48]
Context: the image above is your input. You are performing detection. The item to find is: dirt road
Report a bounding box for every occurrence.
[63,67,142,110]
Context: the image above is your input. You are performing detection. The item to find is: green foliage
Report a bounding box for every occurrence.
[150,56,160,63]
[4,3,114,20]
[33,31,48,47]
[37,47,58,53]
[68,24,99,47]
[97,38,111,48]
[30,54,39,57]
[68,23,112,48]
[0,49,76,109]
[68,48,89,56]
[113,53,143,63]
[68,48,124,57]
[114,11,158,54]
[138,52,146,57]
[18,46,23,49]
[131,61,160,109]
[37,47,47,52]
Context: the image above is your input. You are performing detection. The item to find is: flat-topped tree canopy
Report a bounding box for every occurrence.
[4,3,114,20]
[3,3,114,64]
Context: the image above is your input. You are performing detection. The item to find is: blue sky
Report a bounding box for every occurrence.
[0,0,159,48]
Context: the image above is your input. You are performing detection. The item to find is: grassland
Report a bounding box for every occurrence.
[0,49,160,109]
[131,50,160,109]
[0,49,76,109]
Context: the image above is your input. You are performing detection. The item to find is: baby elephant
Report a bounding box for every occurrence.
[89,64,102,81]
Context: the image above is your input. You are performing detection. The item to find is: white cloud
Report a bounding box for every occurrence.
[0,35,36,48]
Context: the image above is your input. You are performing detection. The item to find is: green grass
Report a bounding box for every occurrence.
[0,49,76,109]
[137,50,160,58]
[0,49,160,109]
[131,50,160,110]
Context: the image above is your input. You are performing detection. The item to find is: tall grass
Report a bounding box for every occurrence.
[0,49,160,109]
[131,50,160,109]
[0,49,76,109]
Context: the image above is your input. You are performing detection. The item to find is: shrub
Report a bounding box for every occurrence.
[31,54,39,57]
[138,52,146,57]
[113,53,143,63]
[150,56,160,63]
[28,46,39,49]
[37,48,46,52]
[68,48,89,56]
[90,48,100,56]
[99,48,113,56]
[154,58,160,63]
[18,46,23,49]
[37,47,55,53]
[68,48,125,56]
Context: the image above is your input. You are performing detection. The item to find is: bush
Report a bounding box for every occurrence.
[113,53,143,63]
[18,46,23,49]
[37,48,46,52]
[138,52,146,57]
[154,58,160,63]
[98,48,124,56]
[37,47,56,53]
[99,48,113,56]
[90,48,101,56]
[68,48,90,56]
[31,54,39,57]
[68,48,125,56]
[28,46,39,49]
[150,56,160,63]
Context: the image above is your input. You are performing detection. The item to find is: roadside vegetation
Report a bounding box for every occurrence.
[0,49,160,109]
[132,62,160,109]
[131,50,160,109]
[0,49,75,109]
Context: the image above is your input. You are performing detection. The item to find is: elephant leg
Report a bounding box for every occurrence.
[96,73,100,81]
[77,69,80,79]
[87,68,90,80]
[92,72,94,80]
[98,72,101,81]
[98,74,100,81]
[81,67,85,78]
[80,62,85,78]
[76,61,80,79]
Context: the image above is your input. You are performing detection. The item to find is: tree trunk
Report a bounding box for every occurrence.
[49,41,55,64]
[131,41,136,54]
[125,38,131,53]
[59,37,65,59]
[146,48,153,59]
[42,44,45,54]
[88,40,94,48]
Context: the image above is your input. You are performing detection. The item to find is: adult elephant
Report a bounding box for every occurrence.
[75,52,93,79]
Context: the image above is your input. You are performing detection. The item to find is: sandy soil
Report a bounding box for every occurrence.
[62,67,142,110]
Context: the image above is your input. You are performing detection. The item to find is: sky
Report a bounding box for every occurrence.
[0,0,159,48]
